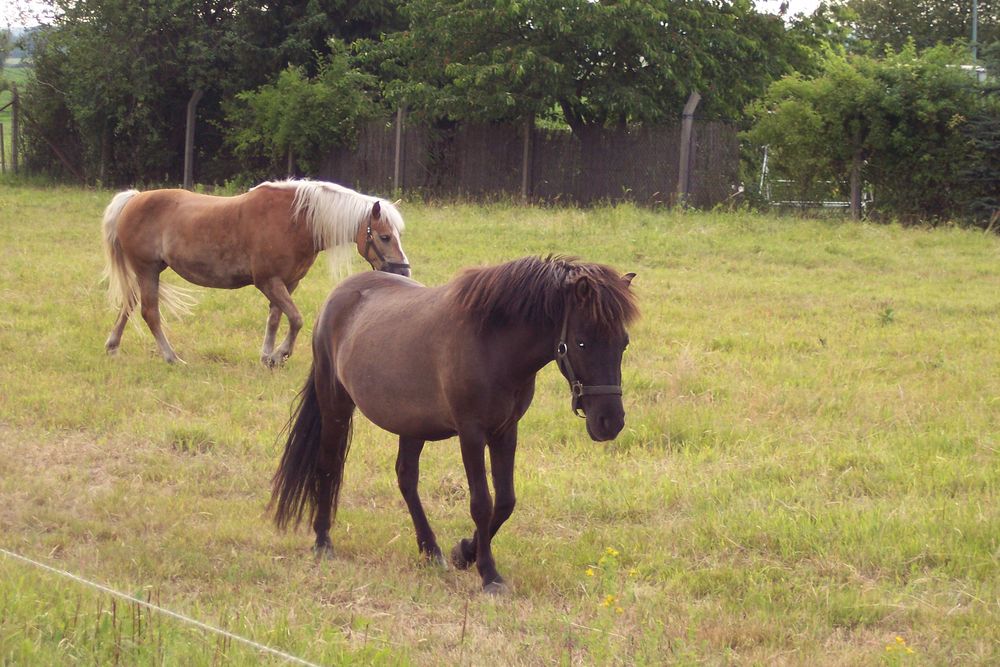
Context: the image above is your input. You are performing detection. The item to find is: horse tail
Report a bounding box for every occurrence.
[101,190,141,316]
[270,361,354,531]
[101,189,196,320]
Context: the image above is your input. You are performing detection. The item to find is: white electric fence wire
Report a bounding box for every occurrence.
[0,546,323,667]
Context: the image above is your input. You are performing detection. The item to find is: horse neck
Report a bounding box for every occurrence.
[491,321,560,382]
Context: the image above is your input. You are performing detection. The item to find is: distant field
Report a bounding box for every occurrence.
[0,185,998,665]
[1,61,30,169]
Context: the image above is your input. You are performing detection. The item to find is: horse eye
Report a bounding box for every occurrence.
[379,234,391,242]
[577,341,586,349]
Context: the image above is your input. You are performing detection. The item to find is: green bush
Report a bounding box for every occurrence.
[746,44,995,224]
[225,41,378,176]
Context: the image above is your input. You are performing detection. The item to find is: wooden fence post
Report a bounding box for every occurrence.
[183,88,203,190]
[1,123,5,174]
[393,106,405,193]
[521,114,534,203]
[11,83,19,174]
[675,90,701,207]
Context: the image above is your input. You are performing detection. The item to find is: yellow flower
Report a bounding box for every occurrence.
[895,636,905,644]
[615,606,624,614]
[628,568,638,577]
[585,568,595,577]
[600,594,616,607]
[605,547,620,557]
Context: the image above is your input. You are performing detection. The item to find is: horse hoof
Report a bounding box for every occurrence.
[266,353,288,368]
[483,579,509,596]
[423,549,448,570]
[451,542,473,570]
[313,542,334,560]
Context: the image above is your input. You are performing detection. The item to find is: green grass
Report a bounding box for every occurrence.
[1,184,998,665]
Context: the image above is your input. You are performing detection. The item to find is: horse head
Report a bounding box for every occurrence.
[555,271,637,442]
[357,201,410,277]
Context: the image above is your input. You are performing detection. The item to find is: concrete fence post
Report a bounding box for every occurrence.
[675,90,701,207]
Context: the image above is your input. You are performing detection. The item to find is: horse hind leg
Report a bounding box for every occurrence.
[105,303,134,355]
[311,378,356,559]
[137,267,182,364]
[396,436,446,567]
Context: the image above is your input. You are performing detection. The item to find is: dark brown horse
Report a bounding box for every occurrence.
[101,180,410,365]
[270,256,638,593]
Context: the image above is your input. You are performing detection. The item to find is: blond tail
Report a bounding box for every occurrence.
[101,190,196,321]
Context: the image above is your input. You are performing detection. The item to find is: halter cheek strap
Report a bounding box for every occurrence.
[365,221,411,273]
[554,308,623,418]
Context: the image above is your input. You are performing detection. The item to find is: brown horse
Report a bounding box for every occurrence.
[270,256,638,593]
[101,180,410,365]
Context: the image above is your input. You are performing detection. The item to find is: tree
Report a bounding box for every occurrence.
[358,0,826,134]
[23,0,239,182]
[21,0,401,184]
[836,0,999,55]
[746,44,986,222]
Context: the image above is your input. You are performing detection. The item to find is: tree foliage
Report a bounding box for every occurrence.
[0,29,10,68]
[225,42,378,176]
[837,0,999,55]
[21,0,398,183]
[358,0,827,133]
[747,44,993,222]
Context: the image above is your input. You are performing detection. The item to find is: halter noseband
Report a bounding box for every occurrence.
[365,221,411,273]
[554,307,623,418]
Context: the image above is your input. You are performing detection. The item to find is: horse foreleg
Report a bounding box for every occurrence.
[137,269,181,364]
[454,430,506,593]
[259,303,282,364]
[486,426,518,540]
[396,436,445,567]
[256,278,302,367]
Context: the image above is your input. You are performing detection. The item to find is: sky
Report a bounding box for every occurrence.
[757,0,826,17]
[2,1,52,30]
[3,0,827,30]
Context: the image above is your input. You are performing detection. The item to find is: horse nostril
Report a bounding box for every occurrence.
[598,414,624,438]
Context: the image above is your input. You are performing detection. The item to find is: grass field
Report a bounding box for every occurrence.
[1,184,998,665]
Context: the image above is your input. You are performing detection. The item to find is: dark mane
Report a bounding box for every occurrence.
[450,256,638,332]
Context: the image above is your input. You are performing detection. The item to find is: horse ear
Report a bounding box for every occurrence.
[372,201,382,220]
[573,276,592,301]
[622,272,636,286]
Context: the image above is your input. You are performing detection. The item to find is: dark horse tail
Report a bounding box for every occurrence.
[269,363,353,531]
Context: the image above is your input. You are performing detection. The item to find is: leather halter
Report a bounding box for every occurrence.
[365,221,410,273]
[554,307,623,418]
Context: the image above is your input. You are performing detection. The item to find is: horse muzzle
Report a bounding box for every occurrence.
[583,398,625,442]
[382,262,411,277]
